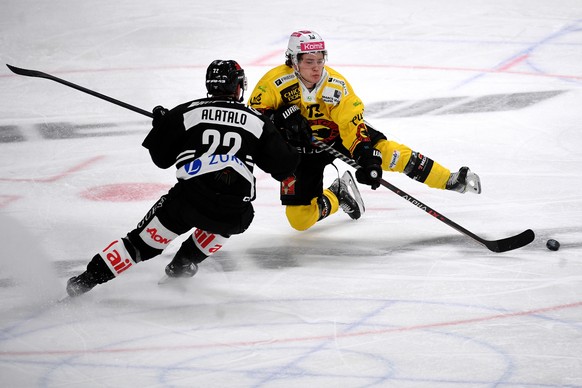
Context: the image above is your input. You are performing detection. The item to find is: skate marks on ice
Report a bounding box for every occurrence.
[0,90,565,144]
[2,224,579,291]
[0,119,149,144]
[1,285,581,387]
[241,224,582,271]
[1,219,581,386]
[365,90,566,118]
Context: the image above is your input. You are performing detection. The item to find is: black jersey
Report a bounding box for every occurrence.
[142,97,299,235]
[144,97,298,201]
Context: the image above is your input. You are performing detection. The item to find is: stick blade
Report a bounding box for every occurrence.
[486,229,535,253]
[6,64,47,78]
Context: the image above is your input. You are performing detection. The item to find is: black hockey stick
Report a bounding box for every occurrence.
[7,64,534,252]
[313,139,534,253]
[6,64,154,118]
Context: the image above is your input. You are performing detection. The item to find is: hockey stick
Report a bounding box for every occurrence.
[6,64,154,118]
[313,139,535,253]
[7,64,534,252]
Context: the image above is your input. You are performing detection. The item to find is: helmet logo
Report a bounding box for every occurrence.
[300,41,325,51]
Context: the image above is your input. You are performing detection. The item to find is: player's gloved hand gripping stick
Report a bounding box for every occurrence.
[6,64,535,253]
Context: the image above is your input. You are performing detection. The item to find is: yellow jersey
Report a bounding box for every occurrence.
[248,64,371,157]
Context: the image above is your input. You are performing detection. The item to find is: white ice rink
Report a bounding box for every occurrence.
[1,0,582,386]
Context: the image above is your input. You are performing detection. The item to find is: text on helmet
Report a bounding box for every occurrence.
[300,42,325,51]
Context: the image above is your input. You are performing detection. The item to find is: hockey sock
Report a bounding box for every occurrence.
[403,151,450,189]
[95,238,137,278]
[317,193,333,221]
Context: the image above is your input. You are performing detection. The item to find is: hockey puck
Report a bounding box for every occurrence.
[546,239,560,251]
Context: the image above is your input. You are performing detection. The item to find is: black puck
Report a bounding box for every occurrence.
[546,239,560,251]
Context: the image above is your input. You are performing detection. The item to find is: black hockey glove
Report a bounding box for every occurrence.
[355,145,383,190]
[152,105,169,128]
[273,105,313,149]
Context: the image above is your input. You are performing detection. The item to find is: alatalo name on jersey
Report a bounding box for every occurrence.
[201,108,247,125]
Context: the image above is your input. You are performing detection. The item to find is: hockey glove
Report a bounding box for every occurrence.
[355,145,383,190]
[152,105,169,128]
[273,105,313,149]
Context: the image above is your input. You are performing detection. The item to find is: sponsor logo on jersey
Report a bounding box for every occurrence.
[274,74,296,87]
[327,77,348,95]
[184,159,202,175]
[182,154,245,177]
[322,87,342,104]
[351,113,364,126]
[281,84,300,103]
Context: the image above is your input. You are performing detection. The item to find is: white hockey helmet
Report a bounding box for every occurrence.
[285,30,328,67]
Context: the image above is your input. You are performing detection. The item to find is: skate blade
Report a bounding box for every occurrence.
[342,170,366,214]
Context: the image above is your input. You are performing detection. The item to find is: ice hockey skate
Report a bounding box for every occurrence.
[158,254,199,286]
[328,170,365,220]
[446,167,482,194]
[165,259,199,278]
[66,272,98,297]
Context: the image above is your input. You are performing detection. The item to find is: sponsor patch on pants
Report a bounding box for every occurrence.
[99,239,136,276]
[390,150,400,170]
[192,228,227,256]
[139,216,178,250]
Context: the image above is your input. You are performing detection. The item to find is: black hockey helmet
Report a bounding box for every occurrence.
[205,60,247,102]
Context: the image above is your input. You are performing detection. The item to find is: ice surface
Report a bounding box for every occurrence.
[1,0,582,387]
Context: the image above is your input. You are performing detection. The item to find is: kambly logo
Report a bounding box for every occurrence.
[301,41,325,51]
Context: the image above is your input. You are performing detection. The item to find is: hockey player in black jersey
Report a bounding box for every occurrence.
[66,60,302,297]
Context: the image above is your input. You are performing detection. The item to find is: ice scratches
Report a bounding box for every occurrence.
[366,90,566,118]
[525,226,582,251]
[244,235,479,270]
[0,278,17,288]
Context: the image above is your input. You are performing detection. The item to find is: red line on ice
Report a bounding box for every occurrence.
[3,300,581,357]
[0,155,104,183]
[496,53,529,72]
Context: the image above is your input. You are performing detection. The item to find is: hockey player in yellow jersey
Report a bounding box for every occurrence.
[249,30,481,231]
